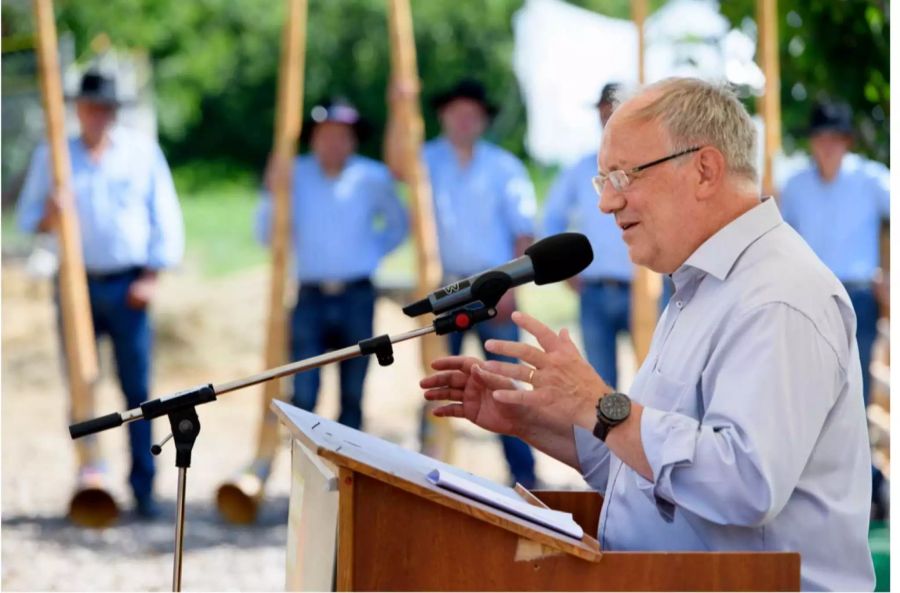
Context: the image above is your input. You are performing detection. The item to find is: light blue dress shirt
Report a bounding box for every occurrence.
[16,127,184,272]
[780,153,890,283]
[542,152,633,281]
[422,138,536,277]
[256,154,408,282]
[574,199,874,591]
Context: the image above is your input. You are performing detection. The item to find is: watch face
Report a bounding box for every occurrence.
[600,393,631,422]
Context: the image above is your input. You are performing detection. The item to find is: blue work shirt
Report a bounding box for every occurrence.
[542,152,633,281]
[256,154,408,282]
[422,137,536,277]
[574,199,874,591]
[16,127,184,272]
[780,153,890,283]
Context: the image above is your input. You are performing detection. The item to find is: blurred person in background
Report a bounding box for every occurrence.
[386,78,539,488]
[258,98,408,430]
[780,100,890,409]
[16,69,185,520]
[542,82,633,389]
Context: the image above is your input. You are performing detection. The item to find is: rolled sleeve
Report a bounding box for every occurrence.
[638,406,700,521]
[255,191,273,247]
[501,160,536,238]
[572,425,611,493]
[870,162,890,218]
[778,178,799,229]
[634,302,845,527]
[146,146,184,269]
[16,144,52,234]
[541,167,574,237]
[373,169,408,256]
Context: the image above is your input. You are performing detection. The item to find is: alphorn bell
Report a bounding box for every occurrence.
[215,457,273,524]
[68,459,119,528]
[32,0,119,528]
[215,0,306,524]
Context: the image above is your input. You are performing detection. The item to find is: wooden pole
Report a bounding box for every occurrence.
[32,0,100,468]
[386,0,453,460]
[629,0,660,366]
[757,0,782,196]
[216,0,308,525]
[258,0,306,476]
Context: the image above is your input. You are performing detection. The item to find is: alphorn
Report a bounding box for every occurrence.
[387,0,455,461]
[215,0,307,524]
[628,0,660,365]
[33,0,118,527]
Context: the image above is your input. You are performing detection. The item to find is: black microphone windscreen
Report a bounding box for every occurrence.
[526,233,594,285]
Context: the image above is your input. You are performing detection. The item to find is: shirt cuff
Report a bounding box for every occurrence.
[572,425,610,493]
[638,406,700,521]
[146,251,180,271]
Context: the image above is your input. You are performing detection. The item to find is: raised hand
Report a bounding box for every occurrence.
[420,355,533,437]
[482,310,613,431]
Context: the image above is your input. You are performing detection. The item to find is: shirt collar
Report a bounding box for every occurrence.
[77,126,120,154]
[437,136,485,162]
[678,197,783,282]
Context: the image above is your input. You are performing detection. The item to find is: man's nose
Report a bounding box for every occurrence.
[598,184,625,215]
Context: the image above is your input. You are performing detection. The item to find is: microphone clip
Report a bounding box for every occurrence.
[433,301,498,336]
[469,271,513,310]
[403,270,513,318]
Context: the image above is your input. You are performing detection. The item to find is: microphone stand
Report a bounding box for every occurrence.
[68,297,502,592]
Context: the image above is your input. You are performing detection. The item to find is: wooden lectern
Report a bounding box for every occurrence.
[273,401,800,591]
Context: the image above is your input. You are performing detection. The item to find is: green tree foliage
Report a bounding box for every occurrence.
[4,0,889,168]
[44,0,531,168]
[719,0,889,162]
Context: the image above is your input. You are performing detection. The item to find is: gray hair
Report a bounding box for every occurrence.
[625,77,758,183]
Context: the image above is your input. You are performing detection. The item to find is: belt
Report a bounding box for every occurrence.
[300,278,372,296]
[86,266,144,282]
[584,278,631,289]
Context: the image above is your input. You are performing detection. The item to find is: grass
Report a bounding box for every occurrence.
[1,211,29,254]
[870,521,890,592]
[171,160,268,278]
[178,186,268,277]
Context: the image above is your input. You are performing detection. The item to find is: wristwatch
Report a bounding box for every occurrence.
[593,392,631,441]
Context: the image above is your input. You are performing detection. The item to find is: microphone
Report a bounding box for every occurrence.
[403,232,593,317]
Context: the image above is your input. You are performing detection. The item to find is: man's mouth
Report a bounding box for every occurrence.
[620,221,639,231]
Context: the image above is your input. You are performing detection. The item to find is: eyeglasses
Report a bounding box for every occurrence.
[592,146,701,195]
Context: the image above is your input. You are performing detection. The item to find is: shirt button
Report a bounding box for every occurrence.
[676,300,684,309]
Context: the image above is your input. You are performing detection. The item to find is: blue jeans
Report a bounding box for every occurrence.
[844,283,878,407]
[580,281,631,388]
[58,269,155,503]
[448,320,537,488]
[290,281,376,430]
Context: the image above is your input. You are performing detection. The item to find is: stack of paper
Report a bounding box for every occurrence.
[427,469,584,540]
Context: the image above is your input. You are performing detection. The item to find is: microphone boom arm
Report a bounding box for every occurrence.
[68,299,500,440]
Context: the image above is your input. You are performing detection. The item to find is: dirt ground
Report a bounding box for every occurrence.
[2,262,605,591]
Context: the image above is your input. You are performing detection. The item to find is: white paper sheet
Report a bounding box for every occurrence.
[427,469,584,540]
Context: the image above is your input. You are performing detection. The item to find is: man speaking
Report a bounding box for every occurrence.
[420,77,874,591]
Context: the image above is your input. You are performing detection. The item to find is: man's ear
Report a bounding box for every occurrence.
[695,146,726,201]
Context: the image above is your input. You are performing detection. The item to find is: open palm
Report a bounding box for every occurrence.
[420,355,532,438]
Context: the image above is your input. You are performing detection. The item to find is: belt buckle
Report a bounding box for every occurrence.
[320,281,346,296]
